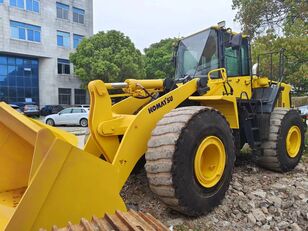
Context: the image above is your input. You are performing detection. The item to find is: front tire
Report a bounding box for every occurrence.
[257,108,306,172]
[80,118,88,127]
[145,106,235,216]
[46,118,55,126]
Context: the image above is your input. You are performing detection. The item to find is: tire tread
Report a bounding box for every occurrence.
[145,106,235,215]
[257,107,304,172]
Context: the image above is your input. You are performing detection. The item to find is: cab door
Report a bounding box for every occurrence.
[219,32,250,78]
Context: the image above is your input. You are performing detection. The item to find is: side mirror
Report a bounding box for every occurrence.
[171,55,176,65]
[171,41,179,66]
[230,33,242,49]
[252,63,259,76]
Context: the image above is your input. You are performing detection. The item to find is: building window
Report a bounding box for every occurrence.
[10,0,40,13]
[26,0,40,13]
[10,21,41,42]
[73,34,84,48]
[73,7,84,24]
[74,89,86,105]
[0,55,39,103]
[56,2,69,20]
[57,31,70,48]
[10,0,24,8]
[58,88,71,105]
[57,59,70,74]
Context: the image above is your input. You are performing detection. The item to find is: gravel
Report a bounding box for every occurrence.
[121,156,308,231]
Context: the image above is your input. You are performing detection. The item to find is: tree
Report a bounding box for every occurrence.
[232,0,307,37]
[70,30,145,85]
[144,38,178,79]
[232,0,308,95]
[251,31,308,95]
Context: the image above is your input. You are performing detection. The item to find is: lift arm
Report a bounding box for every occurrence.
[85,78,198,189]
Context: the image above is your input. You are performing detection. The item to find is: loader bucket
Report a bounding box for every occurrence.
[0,102,126,231]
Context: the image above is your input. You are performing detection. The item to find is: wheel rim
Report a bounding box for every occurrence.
[81,119,87,127]
[47,120,53,125]
[194,136,226,188]
[286,125,301,158]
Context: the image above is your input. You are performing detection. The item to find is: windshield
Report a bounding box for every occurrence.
[175,29,219,79]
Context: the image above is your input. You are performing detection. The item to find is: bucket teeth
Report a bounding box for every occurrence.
[40,210,168,231]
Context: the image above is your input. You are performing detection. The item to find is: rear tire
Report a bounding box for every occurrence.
[46,119,55,126]
[257,108,306,172]
[145,106,235,216]
[80,118,88,127]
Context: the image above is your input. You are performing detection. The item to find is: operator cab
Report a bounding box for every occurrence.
[174,26,250,79]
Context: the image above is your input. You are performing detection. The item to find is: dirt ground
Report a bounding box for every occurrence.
[74,131,307,231]
[121,156,308,231]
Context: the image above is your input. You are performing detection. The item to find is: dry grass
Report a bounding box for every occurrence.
[292,96,308,107]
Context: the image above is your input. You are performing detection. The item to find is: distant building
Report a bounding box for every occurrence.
[0,0,93,107]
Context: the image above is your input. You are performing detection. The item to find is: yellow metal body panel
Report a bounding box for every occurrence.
[206,76,252,98]
[0,102,126,230]
[188,74,291,128]
[189,95,239,128]
[5,133,125,231]
[278,82,292,108]
[112,97,151,114]
[0,122,33,192]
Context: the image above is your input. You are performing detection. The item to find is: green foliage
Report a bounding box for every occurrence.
[70,30,145,85]
[232,0,308,95]
[232,0,307,37]
[144,38,178,79]
[251,30,308,95]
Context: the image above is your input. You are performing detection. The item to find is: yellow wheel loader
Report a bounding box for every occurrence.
[0,23,306,230]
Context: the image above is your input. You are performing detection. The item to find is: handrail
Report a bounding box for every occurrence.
[207,68,228,83]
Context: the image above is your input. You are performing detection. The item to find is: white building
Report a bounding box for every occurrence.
[0,0,93,107]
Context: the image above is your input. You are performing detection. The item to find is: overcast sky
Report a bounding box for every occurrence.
[93,0,241,52]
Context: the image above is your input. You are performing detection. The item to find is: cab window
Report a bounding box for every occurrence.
[223,35,250,77]
[196,30,219,76]
[224,47,240,76]
[240,40,250,76]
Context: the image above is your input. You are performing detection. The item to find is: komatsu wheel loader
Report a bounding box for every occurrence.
[0,23,306,230]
